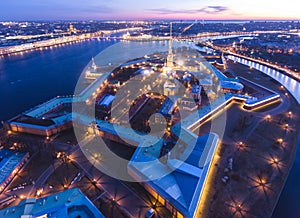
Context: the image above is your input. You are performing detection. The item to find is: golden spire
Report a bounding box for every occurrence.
[167,22,174,68]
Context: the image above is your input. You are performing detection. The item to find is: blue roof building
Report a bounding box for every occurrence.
[158,97,177,118]
[99,95,115,107]
[128,133,219,218]
[0,188,104,218]
[0,149,29,192]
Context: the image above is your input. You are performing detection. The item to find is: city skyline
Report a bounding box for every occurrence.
[0,0,300,21]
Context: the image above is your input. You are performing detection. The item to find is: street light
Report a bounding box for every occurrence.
[277,138,284,145]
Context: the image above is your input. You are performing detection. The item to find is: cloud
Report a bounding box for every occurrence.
[148,6,230,15]
[205,6,228,13]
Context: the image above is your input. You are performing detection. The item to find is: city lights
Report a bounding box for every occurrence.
[0,15,299,218]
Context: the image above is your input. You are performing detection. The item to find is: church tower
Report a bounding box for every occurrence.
[91,57,97,71]
[166,23,174,68]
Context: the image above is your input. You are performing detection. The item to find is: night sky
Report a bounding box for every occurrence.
[0,0,299,21]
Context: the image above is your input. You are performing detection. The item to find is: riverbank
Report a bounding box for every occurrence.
[272,134,300,217]
[198,61,300,218]
[0,32,104,57]
[0,38,117,123]
[226,53,300,84]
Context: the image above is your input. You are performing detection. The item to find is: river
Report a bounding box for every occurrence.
[0,38,117,122]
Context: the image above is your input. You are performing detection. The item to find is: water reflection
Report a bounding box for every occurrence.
[228,55,300,104]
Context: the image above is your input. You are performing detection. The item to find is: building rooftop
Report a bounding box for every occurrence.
[190,85,202,94]
[99,94,115,107]
[159,97,177,117]
[79,72,110,101]
[25,97,73,118]
[0,149,29,187]
[72,112,160,148]
[0,188,104,218]
[128,133,219,218]
[220,80,244,91]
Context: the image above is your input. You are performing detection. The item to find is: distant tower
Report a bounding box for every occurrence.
[85,57,101,80]
[69,23,73,32]
[91,57,97,71]
[69,23,77,34]
[221,53,227,69]
[166,23,174,68]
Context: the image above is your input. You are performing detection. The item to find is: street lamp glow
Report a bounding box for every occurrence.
[177,59,184,66]
[277,138,284,144]
[265,114,271,121]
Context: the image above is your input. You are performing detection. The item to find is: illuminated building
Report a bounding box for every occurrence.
[0,149,29,192]
[0,188,104,218]
[5,97,74,137]
[190,85,202,103]
[220,80,244,94]
[208,64,244,94]
[128,133,219,218]
[164,76,180,96]
[157,97,178,124]
[68,23,77,34]
[179,85,202,111]
[96,94,115,117]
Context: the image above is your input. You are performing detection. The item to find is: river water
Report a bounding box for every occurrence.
[0,38,116,122]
